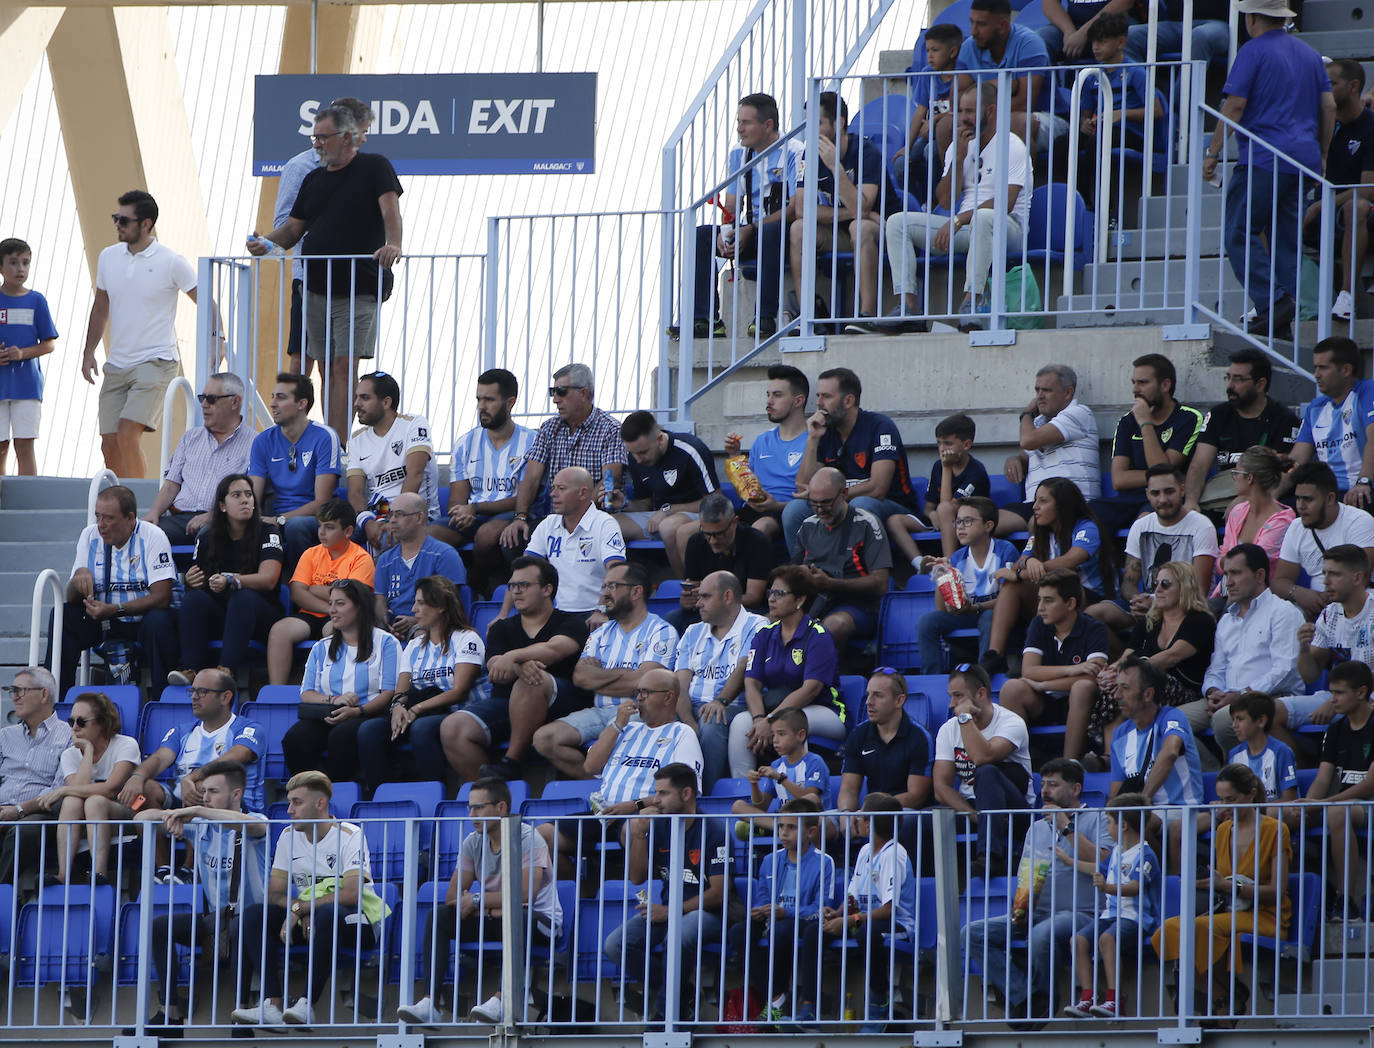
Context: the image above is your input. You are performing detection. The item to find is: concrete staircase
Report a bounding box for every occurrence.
[0,476,160,676]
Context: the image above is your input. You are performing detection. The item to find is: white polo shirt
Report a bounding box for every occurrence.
[527,505,625,613]
[94,239,197,368]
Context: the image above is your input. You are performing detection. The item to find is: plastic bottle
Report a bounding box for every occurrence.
[602,467,618,512]
[251,234,287,258]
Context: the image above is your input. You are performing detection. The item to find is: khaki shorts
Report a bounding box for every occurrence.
[304,290,378,362]
[99,358,180,434]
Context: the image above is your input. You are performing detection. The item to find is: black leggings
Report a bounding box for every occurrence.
[239,901,377,1005]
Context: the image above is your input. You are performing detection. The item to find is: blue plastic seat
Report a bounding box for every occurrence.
[63,684,142,737]
[375,780,445,818]
[1024,183,1092,272]
[878,589,936,671]
[238,700,296,782]
[253,684,303,704]
[137,702,195,768]
[15,883,117,986]
[539,779,599,804]
[116,883,201,984]
[349,799,422,883]
[431,800,474,883]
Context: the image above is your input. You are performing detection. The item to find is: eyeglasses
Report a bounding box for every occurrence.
[68,716,90,728]
[953,516,983,527]
[699,524,733,539]
[601,580,634,590]
[808,493,841,511]
[188,687,229,699]
[110,214,138,227]
[1154,578,1175,591]
[2,685,43,696]
[197,393,236,405]
[309,131,344,143]
[633,688,673,700]
[507,580,536,591]
[548,385,585,398]
[287,445,298,473]
[765,589,794,599]
[1230,469,1251,479]
[467,799,500,811]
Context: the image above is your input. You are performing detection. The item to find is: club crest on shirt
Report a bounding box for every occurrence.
[854,452,868,470]
[663,469,678,487]
[578,537,593,557]
[391,441,404,456]
[303,451,313,468]
[788,452,802,467]
[791,647,804,666]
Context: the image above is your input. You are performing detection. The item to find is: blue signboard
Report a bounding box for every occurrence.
[253,73,596,176]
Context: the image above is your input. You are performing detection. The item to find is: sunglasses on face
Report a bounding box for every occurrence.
[68,716,90,728]
[548,385,585,398]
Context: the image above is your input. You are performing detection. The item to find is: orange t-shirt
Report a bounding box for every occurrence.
[291,543,376,616]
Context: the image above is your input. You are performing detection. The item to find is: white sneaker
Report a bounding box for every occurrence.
[397,996,438,1025]
[1334,289,1355,320]
[231,1000,285,1026]
[1241,305,1258,325]
[470,992,504,1023]
[282,996,314,1026]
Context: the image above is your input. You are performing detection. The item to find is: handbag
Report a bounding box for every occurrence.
[1118,725,1156,795]
[297,702,333,722]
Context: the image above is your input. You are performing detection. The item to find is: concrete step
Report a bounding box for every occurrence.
[1296,28,1374,59]
[0,476,159,511]
[1141,194,1223,233]
[0,541,79,573]
[1084,258,1244,295]
[1056,285,1251,327]
[0,509,88,543]
[0,605,46,634]
[0,636,36,668]
[1107,226,1214,262]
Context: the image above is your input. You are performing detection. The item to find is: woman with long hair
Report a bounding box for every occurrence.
[1211,446,1294,599]
[1151,763,1290,1022]
[982,477,1117,673]
[356,576,484,788]
[1097,561,1217,742]
[172,473,284,680]
[36,692,139,884]
[281,579,401,785]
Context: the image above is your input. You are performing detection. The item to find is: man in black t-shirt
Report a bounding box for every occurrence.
[1183,349,1300,516]
[249,102,404,440]
[1306,661,1374,921]
[441,556,589,784]
[616,410,719,577]
[781,91,886,329]
[1304,60,1374,322]
[672,493,777,631]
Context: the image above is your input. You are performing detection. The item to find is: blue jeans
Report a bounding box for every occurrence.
[963,910,1082,1012]
[1125,19,1231,65]
[282,515,320,570]
[781,494,913,556]
[699,695,748,793]
[1225,165,1302,310]
[916,608,993,673]
[689,221,786,323]
[604,909,723,990]
[178,586,279,673]
[972,764,1031,865]
[356,708,453,791]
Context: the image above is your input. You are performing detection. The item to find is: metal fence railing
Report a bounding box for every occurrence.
[4,802,1372,1037]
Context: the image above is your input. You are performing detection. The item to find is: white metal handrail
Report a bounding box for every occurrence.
[86,468,119,525]
[159,375,199,478]
[28,569,63,696]
[1065,65,1116,295]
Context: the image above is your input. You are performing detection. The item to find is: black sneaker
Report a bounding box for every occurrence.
[746,316,778,338]
[1247,295,1295,339]
[479,755,524,781]
[843,313,882,334]
[979,650,1008,675]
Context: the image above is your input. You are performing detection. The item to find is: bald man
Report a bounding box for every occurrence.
[519,467,626,617]
[374,490,468,639]
[795,466,892,649]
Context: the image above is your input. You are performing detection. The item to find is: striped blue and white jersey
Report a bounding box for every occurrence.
[1227,737,1299,801]
[70,520,177,617]
[676,608,766,707]
[302,628,402,703]
[451,424,537,504]
[583,613,679,708]
[158,713,268,811]
[1297,379,1374,490]
[600,720,704,804]
[402,628,485,693]
[185,814,270,909]
[847,838,917,938]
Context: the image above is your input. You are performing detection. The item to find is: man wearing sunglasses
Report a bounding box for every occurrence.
[142,372,252,547]
[0,667,70,885]
[499,363,627,557]
[83,189,199,479]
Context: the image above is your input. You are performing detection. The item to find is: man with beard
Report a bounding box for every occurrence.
[1087,464,1219,631]
[249,372,342,567]
[1273,462,1374,618]
[781,367,920,556]
[1183,349,1300,518]
[344,371,438,551]
[1284,337,1374,503]
[533,562,678,777]
[432,368,539,594]
[722,364,809,541]
[1097,354,1204,535]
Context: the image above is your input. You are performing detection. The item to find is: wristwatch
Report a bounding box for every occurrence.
[275,515,287,527]
[1358,477,1371,487]
[957,712,973,725]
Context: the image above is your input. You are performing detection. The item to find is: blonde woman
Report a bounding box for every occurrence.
[1097,562,1216,735]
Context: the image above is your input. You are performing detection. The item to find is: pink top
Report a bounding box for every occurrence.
[1211,499,1296,598]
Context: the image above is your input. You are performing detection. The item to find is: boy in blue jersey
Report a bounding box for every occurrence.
[1226,692,1299,828]
[915,496,1019,670]
[0,238,57,476]
[794,792,916,1033]
[1063,792,1159,1020]
[728,798,835,1021]
[733,707,829,828]
[118,668,266,881]
[134,758,269,1034]
[896,25,962,207]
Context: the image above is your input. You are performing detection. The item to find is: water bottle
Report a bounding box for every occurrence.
[602,467,618,513]
[251,234,287,258]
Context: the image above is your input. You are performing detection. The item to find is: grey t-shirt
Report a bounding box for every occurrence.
[1019,806,1112,921]
[458,821,561,933]
[795,505,892,609]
